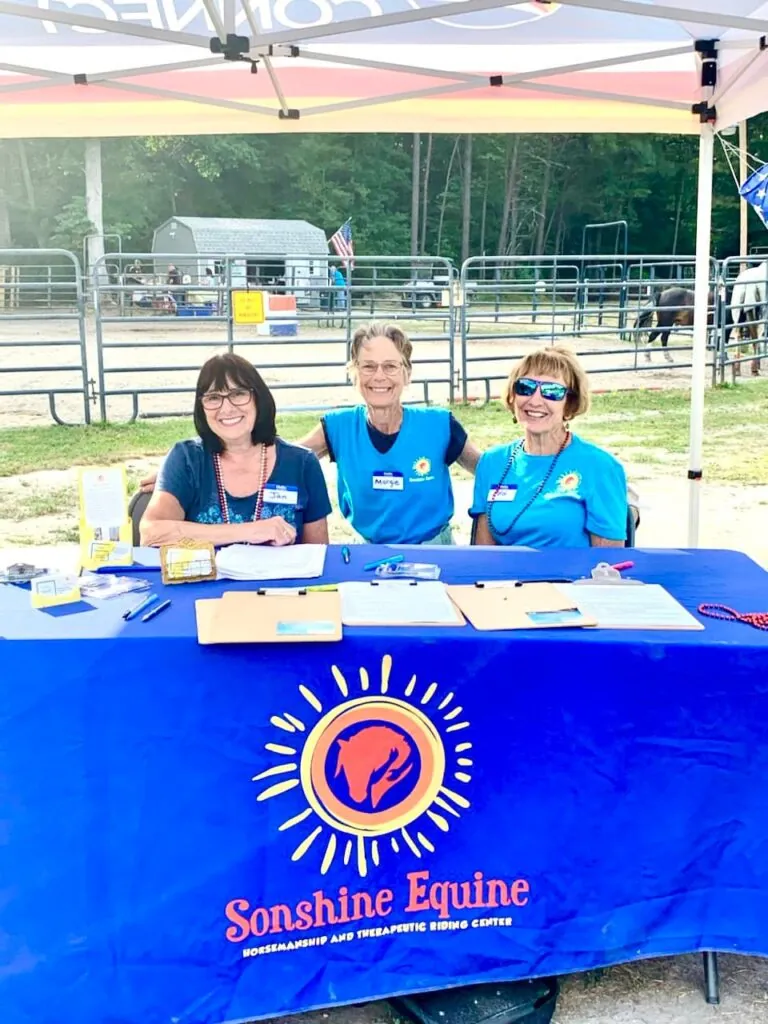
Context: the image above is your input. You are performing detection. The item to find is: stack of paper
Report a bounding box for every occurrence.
[557,583,703,630]
[216,544,326,581]
[339,581,465,627]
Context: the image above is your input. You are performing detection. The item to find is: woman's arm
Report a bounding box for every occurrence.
[589,534,625,548]
[301,518,329,544]
[297,423,329,459]
[472,514,497,546]
[456,438,482,474]
[139,491,295,547]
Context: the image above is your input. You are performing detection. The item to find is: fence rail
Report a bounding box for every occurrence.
[0,249,765,426]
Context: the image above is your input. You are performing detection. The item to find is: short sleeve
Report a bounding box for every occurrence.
[445,413,468,466]
[320,417,336,462]
[585,452,628,542]
[156,442,201,516]
[301,450,332,523]
[470,451,493,517]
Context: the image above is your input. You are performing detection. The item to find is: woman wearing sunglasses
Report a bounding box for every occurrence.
[471,346,628,548]
[140,353,331,547]
[298,321,480,545]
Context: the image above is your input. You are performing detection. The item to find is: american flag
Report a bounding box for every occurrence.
[329,219,354,268]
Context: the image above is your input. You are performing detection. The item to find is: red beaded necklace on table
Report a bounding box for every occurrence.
[212,444,269,524]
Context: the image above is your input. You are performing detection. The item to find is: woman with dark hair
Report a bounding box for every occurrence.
[140,353,331,547]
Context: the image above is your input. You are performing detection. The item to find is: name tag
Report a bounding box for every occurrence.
[372,471,404,491]
[488,484,517,503]
[263,484,299,506]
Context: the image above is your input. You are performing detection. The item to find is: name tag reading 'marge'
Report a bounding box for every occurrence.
[263,485,299,506]
[372,471,404,491]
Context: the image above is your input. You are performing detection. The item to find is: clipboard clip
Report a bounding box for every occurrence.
[256,587,308,596]
[474,578,572,588]
[370,579,418,587]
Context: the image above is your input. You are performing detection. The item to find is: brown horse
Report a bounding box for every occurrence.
[634,287,715,363]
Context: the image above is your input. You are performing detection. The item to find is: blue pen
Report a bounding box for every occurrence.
[123,592,159,621]
[341,546,351,565]
[141,599,171,623]
[363,554,405,571]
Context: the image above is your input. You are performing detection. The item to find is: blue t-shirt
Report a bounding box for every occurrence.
[157,437,331,535]
[322,412,468,465]
[470,434,628,548]
[323,406,454,544]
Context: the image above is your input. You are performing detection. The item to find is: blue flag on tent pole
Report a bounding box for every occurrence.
[740,163,768,228]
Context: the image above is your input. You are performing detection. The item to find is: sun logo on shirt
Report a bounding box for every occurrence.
[556,471,581,493]
[412,457,432,477]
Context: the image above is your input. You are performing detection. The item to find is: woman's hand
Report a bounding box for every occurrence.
[244,516,297,546]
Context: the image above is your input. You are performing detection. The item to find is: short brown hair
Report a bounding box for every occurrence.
[348,322,413,375]
[505,346,590,421]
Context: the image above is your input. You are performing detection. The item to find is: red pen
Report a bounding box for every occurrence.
[611,560,634,572]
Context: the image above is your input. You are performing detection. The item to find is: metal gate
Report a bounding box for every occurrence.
[0,249,90,425]
[92,252,456,422]
[459,254,721,401]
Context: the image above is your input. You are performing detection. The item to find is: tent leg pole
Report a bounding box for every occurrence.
[687,121,714,548]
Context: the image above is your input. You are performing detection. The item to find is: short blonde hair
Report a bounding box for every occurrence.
[505,346,590,421]
[348,322,413,376]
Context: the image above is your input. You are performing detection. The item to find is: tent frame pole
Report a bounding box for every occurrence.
[687,119,715,548]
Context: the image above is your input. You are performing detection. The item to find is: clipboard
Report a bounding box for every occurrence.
[447,582,596,631]
[195,589,342,644]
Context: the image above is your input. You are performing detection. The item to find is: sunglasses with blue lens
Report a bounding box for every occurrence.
[513,377,570,402]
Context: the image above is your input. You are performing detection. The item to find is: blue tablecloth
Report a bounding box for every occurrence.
[2,546,768,1024]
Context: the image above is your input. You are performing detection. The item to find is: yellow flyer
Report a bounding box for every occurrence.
[78,467,134,570]
[30,574,81,609]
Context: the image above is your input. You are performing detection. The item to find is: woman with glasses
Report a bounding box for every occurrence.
[140,353,331,547]
[299,321,480,545]
[471,346,628,548]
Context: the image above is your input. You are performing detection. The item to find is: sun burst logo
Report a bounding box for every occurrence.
[556,471,581,492]
[253,655,472,878]
[412,457,431,477]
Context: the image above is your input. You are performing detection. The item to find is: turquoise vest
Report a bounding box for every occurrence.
[324,406,454,544]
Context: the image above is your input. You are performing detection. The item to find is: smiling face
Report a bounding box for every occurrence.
[202,377,257,446]
[511,372,569,436]
[354,335,410,411]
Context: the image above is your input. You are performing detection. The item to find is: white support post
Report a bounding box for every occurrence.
[85,138,107,284]
[687,121,715,547]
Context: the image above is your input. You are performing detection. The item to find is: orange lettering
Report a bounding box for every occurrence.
[430,881,451,920]
[249,907,270,936]
[351,891,375,919]
[405,870,430,912]
[375,888,394,917]
[295,900,314,931]
[510,879,530,906]
[312,889,338,927]
[225,899,250,943]
[270,904,295,933]
[488,880,510,907]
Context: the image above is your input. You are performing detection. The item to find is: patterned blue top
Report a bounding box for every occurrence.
[156,437,331,535]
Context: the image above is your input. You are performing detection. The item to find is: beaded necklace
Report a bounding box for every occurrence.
[485,431,570,544]
[212,444,268,524]
[698,604,768,631]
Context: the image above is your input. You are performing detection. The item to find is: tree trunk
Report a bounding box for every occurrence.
[0,195,11,249]
[436,137,460,257]
[497,137,520,256]
[411,132,420,260]
[16,142,44,247]
[533,140,553,255]
[479,155,490,257]
[461,134,473,265]
[420,134,432,255]
[671,177,685,255]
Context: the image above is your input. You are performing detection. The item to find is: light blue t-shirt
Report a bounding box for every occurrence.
[323,406,454,544]
[470,434,628,548]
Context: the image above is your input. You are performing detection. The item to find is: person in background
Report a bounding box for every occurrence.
[167,264,182,287]
[471,346,628,548]
[329,264,347,310]
[299,321,480,544]
[140,354,331,547]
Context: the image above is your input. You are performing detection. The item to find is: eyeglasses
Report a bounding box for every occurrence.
[357,361,405,377]
[200,387,253,411]
[513,377,570,402]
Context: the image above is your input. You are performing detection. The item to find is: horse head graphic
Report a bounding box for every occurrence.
[333,725,415,808]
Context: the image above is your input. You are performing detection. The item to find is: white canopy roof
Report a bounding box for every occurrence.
[0,0,767,137]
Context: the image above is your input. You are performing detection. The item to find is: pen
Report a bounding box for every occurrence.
[341,546,351,565]
[306,584,339,592]
[141,599,171,622]
[611,561,635,572]
[363,554,405,571]
[123,592,159,620]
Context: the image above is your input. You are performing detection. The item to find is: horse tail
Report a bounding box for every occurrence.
[634,303,655,331]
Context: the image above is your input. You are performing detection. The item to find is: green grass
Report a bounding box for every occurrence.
[0,380,766,489]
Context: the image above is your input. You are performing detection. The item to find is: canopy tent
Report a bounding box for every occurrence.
[1,0,768,545]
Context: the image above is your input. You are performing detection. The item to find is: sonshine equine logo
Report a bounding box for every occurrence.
[404,0,559,31]
[412,457,432,477]
[253,656,472,877]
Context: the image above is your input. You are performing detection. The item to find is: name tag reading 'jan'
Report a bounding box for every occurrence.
[372,471,404,492]
[488,484,518,502]
[262,485,299,506]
